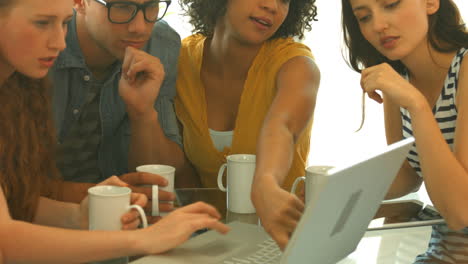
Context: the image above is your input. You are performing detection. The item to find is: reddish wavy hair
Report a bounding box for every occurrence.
[0,72,60,222]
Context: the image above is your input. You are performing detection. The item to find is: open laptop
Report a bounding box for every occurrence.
[132,137,415,264]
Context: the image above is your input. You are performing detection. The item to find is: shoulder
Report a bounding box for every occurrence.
[145,20,181,56]
[151,20,181,46]
[259,38,316,77]
[457,47,468,88]
[271,38,318,79]
[178,34,206,64]
[455,47,468,108]
[250,38,315,80]
[458,48,468,85]
[280,55,318,71]
[264,38,313,59]
[181,34,205,51]
[277,55,320,88]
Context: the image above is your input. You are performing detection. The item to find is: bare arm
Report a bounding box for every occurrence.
[117,47,185,172]
[57,181,94,203]
[174,157,202,188]
[0,187,229,264]
[382,94,422,200]
[128,110,185,171]
[361,62,468,230]
[0,187,140,263]
[411,60,468,230]
[251,56,320,250]
[174,121,202,188]
[33,197,81,229]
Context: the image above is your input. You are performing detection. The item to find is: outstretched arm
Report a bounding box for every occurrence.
[251,56,320,250]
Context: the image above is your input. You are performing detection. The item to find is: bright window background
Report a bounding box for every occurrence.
[166,1,468,203]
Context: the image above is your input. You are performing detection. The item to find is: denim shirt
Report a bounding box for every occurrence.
[49,15,182,181]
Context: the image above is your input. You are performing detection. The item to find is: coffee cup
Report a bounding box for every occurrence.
[291,165,334,205]
[88,185,148,264]
[217,154,256,214]
[136,164,175,216]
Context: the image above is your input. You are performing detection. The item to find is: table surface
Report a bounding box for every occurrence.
[134,188,436,263]
[175,188,436,229]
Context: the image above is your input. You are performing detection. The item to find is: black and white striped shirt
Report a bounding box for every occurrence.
[400,47,468,264]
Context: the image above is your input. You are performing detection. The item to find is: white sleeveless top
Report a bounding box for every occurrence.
[209,129,234,152]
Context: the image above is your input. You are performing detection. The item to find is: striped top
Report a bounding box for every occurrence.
[55,79,103,182]
[401,47,468,263]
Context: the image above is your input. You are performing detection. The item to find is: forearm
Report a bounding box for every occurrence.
[252,56,318,187]
[128,110,184,171]
[58,181,94,204]
[174,158,202,188]
[0,220,143,264]
[33,197,80,229]
[384,161,422,200]
[383,97,422,200]
[254,121,295,187]
[409,100,468,229]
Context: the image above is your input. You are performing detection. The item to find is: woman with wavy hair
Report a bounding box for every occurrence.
[176,0,320,249]
[342,0,468,262]
[0,0,229,262]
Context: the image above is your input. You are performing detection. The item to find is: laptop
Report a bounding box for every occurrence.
[132,137,415,264]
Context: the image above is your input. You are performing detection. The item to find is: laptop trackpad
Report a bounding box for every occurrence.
[174,238,243,257]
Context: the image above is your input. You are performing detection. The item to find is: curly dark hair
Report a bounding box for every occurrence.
[179,0,318,40]
[341,0,468,74]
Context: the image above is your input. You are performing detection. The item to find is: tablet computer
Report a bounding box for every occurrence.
[368,199,444,231]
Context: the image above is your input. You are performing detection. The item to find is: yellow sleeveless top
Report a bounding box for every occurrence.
[175,34,314,190]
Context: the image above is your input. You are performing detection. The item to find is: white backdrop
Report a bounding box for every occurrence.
[166,0,468,167]
[304,0,468,167]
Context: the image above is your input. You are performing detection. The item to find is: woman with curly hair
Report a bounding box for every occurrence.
[0,0,229,262]
[176,0,320,249]
[342,0,468,262]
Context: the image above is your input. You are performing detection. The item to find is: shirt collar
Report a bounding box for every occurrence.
[54,12,88,70]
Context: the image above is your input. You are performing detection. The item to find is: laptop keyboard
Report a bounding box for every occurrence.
[223,238,281,264]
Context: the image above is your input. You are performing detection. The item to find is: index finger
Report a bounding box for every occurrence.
[289,193,305,213]
[121,46,136,80]
[271,230,289,251]
[361,63,379,74]
[121,172,169,186]
[179,202,222,219]
[367,91,383,104]
[130,192,148,208]
[128,185,152,199]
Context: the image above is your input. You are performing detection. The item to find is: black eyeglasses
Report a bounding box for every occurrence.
[94,0,171,24]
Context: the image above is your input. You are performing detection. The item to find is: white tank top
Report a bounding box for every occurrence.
[209,129,234,152]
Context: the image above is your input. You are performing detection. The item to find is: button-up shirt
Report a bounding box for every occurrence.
[49,15,182,182]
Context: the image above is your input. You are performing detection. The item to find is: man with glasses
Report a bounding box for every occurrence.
[49,0,194,217]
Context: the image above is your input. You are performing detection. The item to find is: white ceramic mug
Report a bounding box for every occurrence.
[291,165,334,205]
[136,164,175,216]
[88,185,148,264]
[217,154,256,214]
[88,185,148,230]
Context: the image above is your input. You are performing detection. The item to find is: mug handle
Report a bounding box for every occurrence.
[152,185,159,217]
[291,176,306,194]
[128,204,148,228]
[217,163,228,192]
